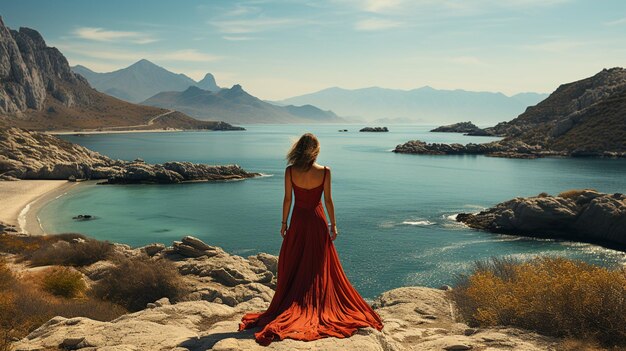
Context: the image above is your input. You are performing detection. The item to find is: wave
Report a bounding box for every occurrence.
[17,202,32,234]
[402,220,434,226]
[257,173,273,178]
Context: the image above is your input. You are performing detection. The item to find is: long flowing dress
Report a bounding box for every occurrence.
[239,166,383,345]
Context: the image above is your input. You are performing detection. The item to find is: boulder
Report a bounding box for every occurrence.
[457,190,626,249]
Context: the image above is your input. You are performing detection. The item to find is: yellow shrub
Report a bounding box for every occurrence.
[453,257,626,347]
[41,267,87,298]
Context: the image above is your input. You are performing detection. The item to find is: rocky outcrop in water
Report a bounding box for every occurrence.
[12,236,558,351]
[456,190,626,249]
[430,121,491,135]
[393,139,551,159]
[359,126,388,132]
[0,127,258,182]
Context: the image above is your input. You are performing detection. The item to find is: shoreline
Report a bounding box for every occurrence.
[45,128,184,136]
[0,180,81,235]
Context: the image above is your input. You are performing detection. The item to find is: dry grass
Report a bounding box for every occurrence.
[41,267,87,298]
[0,258,126,349]
[0,233,114,267]
[558,189,596,199]
[453,256,626,348]
[93,256,187,312]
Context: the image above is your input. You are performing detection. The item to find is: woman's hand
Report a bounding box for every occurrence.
[330,224,338,241]
[280,223,288,238]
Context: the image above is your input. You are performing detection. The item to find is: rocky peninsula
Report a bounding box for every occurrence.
[456,189,626,250]
[396,68,626,158]
[0,127,258,183]
[6,235,558,351]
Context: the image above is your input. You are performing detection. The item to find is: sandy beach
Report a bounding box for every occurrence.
[0,180,80,235]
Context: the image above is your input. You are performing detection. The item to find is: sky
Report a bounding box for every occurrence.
[1,0,625,100]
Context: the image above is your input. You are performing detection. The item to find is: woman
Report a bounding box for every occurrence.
[239,133,383,345]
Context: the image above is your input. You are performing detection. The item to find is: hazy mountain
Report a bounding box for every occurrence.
[142,85,343,124]
[0,17,236,131]
[71,60,221,103]
[278,86,548,125]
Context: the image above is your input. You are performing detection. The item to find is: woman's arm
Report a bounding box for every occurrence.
[323,167,338,240]
[281,167,293,238]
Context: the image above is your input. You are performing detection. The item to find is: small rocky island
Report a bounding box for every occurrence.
[430,121,492,136]
[0,127,259,183]
[360,127,389,132]
[456,189,626,250]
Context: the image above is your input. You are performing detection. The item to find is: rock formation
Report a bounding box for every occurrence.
[359,127,389,132]
[0,17,241,131]
[0,127,258,182]
[456,189,626,249]
[393,139,548,159]
[396,68,626,158]
[430,121,491,135]
[12,236,559,351]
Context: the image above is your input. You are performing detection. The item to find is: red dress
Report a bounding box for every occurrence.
[239,166,383,345]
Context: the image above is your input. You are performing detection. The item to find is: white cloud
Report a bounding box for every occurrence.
[354,18,402,31]
[73,27,157,44]
[212,17,297,34]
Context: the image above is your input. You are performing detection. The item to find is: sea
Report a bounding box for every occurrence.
[38,124,626,298]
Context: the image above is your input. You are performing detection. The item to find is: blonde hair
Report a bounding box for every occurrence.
[287,133,320,171]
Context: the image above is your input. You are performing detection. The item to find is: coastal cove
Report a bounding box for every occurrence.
[35,124,626,298]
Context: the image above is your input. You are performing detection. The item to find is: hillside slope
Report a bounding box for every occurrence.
[0,17,233,131]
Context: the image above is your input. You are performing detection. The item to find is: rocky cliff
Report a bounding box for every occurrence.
[0,127,258,182]
[0,17,238,131]
[486,68,626,154]
[456,189,626,250]
[11,236,558,351]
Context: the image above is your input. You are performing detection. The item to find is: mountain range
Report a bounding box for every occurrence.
[71,60,220,103]
[0,17,237,131]
[142,85,342,124]
[278,86,548,125]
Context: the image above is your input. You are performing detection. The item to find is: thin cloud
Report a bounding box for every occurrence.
[523,40,585,53]
[73,27,158,44]
[223,36,256,41]
[56,43,221,63]
[354,18,402,31]
[212,17,297,34]
[605,17,626,26]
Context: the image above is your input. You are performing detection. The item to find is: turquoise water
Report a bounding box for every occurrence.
[39,125,626,298]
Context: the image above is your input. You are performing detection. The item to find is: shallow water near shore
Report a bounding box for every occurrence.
[38,124,626,298]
